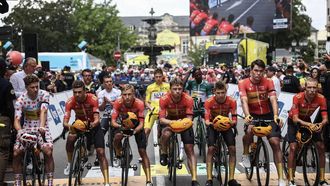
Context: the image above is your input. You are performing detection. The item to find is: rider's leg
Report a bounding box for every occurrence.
[159,127,172,154]
[287,120,298,181]
[95,125,109,184]
[242,126,253,155]
[144,110,156,140]
[269,136,284,180]
[228,145,236,180]
[113,131,124,157]
[206,146,216,181]
[206,126,217,181]
[43,146,54,185]
[316,140,326,182]
[136,130,151,183]
[288,142,297,181]
[65,134,77,163]
[12,147,24,186]
[182,127,197,181]
[96,148,109,184]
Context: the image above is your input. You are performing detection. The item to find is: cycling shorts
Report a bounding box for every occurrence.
[113,129,147,149]
[14,127,53,151]
[160,124,194,145]
[144,109,158,129]
[244,113,281,139]
[287,118,322,143]
[207,125,236,147]
[85,124,105,149]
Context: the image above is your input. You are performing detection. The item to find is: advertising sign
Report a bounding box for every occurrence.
[190,0,292,36]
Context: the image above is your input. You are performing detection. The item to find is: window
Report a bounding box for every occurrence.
[182,39,189,54]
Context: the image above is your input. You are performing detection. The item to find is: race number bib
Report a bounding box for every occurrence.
[151,92,166,101]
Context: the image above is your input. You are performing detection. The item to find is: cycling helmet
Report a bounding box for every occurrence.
[213,115,232,131]
[296,126,313,144]
[20,133,38,145]
[170,118,193,133]
[72,119,88,132]
[252,125,272,137]
[122,112,139,129]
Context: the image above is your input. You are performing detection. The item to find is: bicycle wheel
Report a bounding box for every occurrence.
[121,140,130,186]
[35,152,46,186]
[302,141,320,186]
[69,144,82,186]
[108,126,115,167]
[256,139,270,186]
[244,149,254,180]
[216,138,228,185]
[282,139,289,178]
[172,136,177,186]
[23,151,36,186]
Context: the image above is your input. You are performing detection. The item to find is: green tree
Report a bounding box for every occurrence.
[2,0,138,65]
[72,0,137,65]
[188,40,206,66]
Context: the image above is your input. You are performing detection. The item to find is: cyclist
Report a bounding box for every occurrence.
[13,74,54,186]
[111,84,152,186]
[204,81,240,186]
[159,78,200,186]
[144,68,170,139]
[185,67,212,103]
[287,77,328,186]
[63,80,110,186]
[97,74,121,134]
[238,59,285,186]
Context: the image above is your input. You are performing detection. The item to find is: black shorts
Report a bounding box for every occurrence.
[87,124,105,149]
[207,126,235,147]
[287,118,323,143]
[114,129,147,149]
[245,113,281,139]
[160,124,195,145]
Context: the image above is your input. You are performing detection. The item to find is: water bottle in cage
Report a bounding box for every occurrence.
[179,141,184,162]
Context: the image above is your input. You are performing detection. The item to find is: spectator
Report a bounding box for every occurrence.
[281,65,301,93]
[266,66,281,98]
[55,72,68,92]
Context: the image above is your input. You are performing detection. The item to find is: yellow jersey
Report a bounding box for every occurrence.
[145,82,170,108]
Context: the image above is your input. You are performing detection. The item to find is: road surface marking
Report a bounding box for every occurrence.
[85,166,134,178]
[140,164,189,176]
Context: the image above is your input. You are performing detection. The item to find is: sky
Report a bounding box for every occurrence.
[0,0,327,30]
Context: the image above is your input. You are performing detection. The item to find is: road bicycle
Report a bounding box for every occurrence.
[104,110,115,167]
[68,129,92,186]
[21,131,46,186]
[167,131,183,186]
[193,97,207,163]
[282,126,320,186]
[119,127,138,186]
[244,119,272,186]
[212,127,229,185]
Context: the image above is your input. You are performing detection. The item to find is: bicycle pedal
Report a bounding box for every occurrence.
[131,164,138,171]
[177,163,182,169]
[86,163,92,170]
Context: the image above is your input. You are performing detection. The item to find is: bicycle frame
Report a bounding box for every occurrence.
[168,132,180,186]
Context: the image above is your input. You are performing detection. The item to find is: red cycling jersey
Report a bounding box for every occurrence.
[192,12,208,25]
[238,77,276,115]
[64,93,99,122]
[202,19,219,34]
[289,92,328,122]
[204,96,237,123]
[112,98,145,122]
[159,92,193,120]
[190,9,201,22]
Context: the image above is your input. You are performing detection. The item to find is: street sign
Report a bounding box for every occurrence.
[113,50,121,61]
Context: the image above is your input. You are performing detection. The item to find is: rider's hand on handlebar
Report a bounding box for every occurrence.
[314,123,322,133]
[38,127,46,137]
[274,115,283,128]
[244,115,253,124]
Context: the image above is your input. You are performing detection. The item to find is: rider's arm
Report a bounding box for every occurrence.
[63,98,73,129]
[144,86,152,110]
[204,99,213,126]
[39,93,50,128]
[319,96,329,127]
[134,101,145,133]
[230,98,238,126]
[90,96,100,128]
[269,94,278,116]
[111,100,121,128]
[13,98,23,131]
[238,80,251,117]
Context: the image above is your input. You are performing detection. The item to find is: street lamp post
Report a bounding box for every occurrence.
[291,40,297,62]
